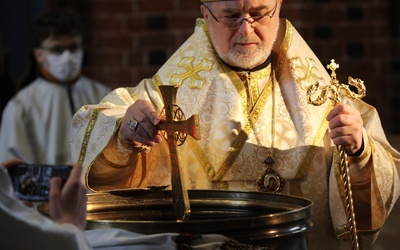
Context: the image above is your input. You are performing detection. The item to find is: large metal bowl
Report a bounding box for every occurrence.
[84,190,313,249]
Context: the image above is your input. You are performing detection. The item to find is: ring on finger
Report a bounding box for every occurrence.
[127,119,139,132]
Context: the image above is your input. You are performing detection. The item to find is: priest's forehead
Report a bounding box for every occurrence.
[200,0,276,3]
[201,0,278,9]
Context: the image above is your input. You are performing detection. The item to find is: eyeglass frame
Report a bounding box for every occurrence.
[40,42,82,55]
[204,0,278,29]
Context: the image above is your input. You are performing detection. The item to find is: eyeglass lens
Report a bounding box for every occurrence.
[42,43,81,54]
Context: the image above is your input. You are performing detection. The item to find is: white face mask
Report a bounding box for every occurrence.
[45,49,83,82]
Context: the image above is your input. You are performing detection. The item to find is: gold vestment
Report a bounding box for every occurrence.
[71,19,400,249]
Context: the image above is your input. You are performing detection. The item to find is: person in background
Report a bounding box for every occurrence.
[70,0,400,249]
[0,9,111,165]
[0,159,90,250]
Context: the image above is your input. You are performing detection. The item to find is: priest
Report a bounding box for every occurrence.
[71,1,400,249]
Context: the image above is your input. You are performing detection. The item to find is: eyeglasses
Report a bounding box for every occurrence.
[204,1,278,30]
[41,43,82,55]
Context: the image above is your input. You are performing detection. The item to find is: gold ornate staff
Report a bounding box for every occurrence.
[307,59,366,250]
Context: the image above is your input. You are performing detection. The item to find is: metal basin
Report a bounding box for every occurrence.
[84,190,313,249]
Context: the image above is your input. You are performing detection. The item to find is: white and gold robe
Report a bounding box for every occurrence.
[0,76,111,165]
[71,19,400,249]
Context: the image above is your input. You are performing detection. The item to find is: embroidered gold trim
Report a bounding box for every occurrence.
[187,136,216,179]
[80,111,122,190]
[275,19,293,80]
[335,223,349,238]
[196,18,206,28]
[78,109,100,165]
[347,141,372,164]
[80,109,99,190]
[384,143,395,212]
[152,73,162,87]
[214,181,229,190]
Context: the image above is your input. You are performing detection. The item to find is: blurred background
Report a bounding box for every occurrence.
[0,0,399,248]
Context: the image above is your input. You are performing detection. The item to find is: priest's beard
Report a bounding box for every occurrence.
[209,20,280,70]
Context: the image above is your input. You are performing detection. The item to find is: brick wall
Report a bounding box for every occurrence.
[51,0,400,133]
[62,0,202,88]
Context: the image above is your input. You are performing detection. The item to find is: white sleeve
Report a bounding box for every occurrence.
[0,167,92,250]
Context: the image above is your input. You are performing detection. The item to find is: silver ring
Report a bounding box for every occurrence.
[127,120,138,132]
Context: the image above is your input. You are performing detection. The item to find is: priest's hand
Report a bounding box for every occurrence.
[119,99,163,146]
[326,103,364,155]
[49,164,87,230]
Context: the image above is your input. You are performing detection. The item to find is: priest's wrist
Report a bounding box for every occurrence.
[117,130,150,153]
[348,139,372,188]
[347,140,364,157]
[118,129,141,147]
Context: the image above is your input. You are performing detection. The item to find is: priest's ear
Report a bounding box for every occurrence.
[33,48,45,65]
[200,4,209,19]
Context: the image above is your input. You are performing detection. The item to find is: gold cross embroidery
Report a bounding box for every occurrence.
[170,57,213,89]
